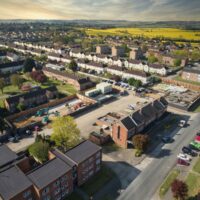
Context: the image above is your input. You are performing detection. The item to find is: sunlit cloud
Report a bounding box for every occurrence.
[0,0,199,21]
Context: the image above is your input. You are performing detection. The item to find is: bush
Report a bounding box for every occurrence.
[135,149,143,157]
[28,141,50,163]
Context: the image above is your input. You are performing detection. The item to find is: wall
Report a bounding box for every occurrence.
[161,77,200,92]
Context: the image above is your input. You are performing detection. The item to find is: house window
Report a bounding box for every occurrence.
[42,195,51,200]
[89,157,94,163]
[54,180,60,187]
[96,159,101,165]
[23,190,31,198]
[42,187,49,196]
[96,152,101,158]
[117,126,120,139]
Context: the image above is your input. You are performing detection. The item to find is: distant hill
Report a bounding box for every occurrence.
[0,20,200,29]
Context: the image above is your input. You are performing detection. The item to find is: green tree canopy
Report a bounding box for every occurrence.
[148,55,158,64]
[10,74,24,89]
[128,78,142,88]
[174,59,181,67]
[23,58,36,72]
[0,78,5,94]
[28,141,50,163]
[68,59,78,74]
[51,116,80,151]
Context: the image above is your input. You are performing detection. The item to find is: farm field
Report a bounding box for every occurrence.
[85,28,200,41]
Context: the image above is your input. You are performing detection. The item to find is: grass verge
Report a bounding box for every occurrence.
[81,165,116,196]
[159,169,180,198]
[186,172,200,198]
[193,158,200,174]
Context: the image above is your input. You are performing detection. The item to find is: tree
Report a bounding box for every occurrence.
[171,179,188,200]
[128,78,142,88]
[174,59,181,67]
[0,78,5,94]
[132,134,149,152]
[17,102,25,111]
[10,74,24,89]
[23,58,35,72]
[30,71,47,83]
[148,55,158,64]
[28,141,50,163]
[68,59,78,74]
[51,116,80,151]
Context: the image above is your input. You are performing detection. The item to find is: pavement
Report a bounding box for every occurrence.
[117,113,200,200]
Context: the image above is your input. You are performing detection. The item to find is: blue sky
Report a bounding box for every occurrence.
[0,0,199,20]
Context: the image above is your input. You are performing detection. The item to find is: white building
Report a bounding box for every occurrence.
[96,82,112,94]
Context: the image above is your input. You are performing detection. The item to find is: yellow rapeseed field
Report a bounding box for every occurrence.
[85,28,200,41]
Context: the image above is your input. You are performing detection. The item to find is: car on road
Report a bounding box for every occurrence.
[177,153,192,162]
[196,131,200,136]
[161,136,174,143]
[190,141,200,151]
[182,146,197,156]
[178,120,186,127]
[177,158,190,166]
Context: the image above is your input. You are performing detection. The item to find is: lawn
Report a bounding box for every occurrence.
[193,105,200,113]
[186,172,200,198]
[81,165,116,196]
[193,158,200,174]
[42,79,77,95]
[174,76,200,86]
[159,169,180,198]
[85,28,200,41]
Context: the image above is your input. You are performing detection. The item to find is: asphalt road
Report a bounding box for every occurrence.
[117,113,200,200]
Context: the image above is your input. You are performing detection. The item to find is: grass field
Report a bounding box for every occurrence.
[193,158,200,174]
[81,165,116,196]
[186,172,200,198]
[159,169,180,198]
[174,76,200,86]
[85,28,200,41]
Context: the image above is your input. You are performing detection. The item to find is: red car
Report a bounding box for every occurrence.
[195,136,200,143]
[177,159,190,166]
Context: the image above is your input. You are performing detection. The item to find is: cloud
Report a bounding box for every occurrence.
[0,0,199,21]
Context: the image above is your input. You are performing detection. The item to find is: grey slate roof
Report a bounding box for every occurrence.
[65,140,101,164]
[0,145,18,168]
[52,149,76,168]
[27,158,71,189]
[121,116,136,130]
[0,166,32,200]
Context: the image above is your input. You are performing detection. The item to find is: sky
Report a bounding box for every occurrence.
[0,0,199,21]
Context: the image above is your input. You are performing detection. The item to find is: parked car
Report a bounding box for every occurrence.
[8,137,19,143]
[196,131,200,136]
[161,136,174,143]
[178,120,186,127]
[177,153,192,162]
[195,135,200,143]
[182,146,197,156]
[189,141,200,151]
[177,158,190,166]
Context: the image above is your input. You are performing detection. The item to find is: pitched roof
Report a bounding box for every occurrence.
[121,116,136,130]
[0,166,33,200]
[0,60,24,69]
[131,110,145,125]
[27,158,71,189]
[65,140,101,164]
[125,69,149,77]
[183,67,200,75]
[5,86,57,105]
[0,145,18,168]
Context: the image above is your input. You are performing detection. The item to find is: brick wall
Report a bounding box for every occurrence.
[161,77,200,92]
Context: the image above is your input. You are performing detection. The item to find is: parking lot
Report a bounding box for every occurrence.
[75,92,149,138]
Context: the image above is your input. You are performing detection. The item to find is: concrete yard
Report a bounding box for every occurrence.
[75,93,149,138]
